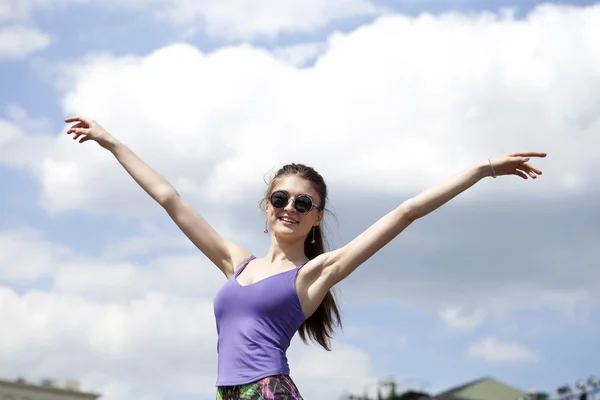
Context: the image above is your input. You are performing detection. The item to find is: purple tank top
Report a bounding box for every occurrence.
[213,256,306,386]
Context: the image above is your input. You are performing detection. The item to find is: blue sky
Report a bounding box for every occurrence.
[1,0,600,399]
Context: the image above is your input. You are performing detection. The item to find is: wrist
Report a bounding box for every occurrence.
[100,134,120,151]
[476,161,494,179]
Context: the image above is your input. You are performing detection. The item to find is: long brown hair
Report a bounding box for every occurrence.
[263,163,342,351]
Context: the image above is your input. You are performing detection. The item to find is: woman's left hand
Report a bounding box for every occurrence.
[488,151,547,179]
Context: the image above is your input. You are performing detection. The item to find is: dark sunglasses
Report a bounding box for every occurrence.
[269,190,321,214]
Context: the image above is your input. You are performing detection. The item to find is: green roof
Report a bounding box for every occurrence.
[434,377,528,400]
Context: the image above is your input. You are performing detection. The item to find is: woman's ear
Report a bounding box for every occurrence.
[315,210,324,226]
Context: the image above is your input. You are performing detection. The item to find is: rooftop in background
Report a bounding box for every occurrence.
[0,377,101,400]
[434,376,528,400]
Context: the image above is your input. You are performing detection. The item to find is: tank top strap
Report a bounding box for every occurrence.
[297,260,310,269]
[233,255,256,278]
[291,260,309,283]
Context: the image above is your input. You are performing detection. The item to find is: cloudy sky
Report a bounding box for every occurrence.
[1,0,599,399]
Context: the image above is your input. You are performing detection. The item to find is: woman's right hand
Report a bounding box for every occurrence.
[65,116,116,148]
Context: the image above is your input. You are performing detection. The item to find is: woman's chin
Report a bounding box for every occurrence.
[272,227,304,241]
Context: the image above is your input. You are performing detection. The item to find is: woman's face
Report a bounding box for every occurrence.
[265,175,323,241]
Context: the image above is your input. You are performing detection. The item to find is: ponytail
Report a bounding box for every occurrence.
[298,225,342,351]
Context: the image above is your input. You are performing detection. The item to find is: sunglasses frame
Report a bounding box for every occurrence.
[269,190,321,214]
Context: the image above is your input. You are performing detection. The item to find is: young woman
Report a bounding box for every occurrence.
[65,116,546,400]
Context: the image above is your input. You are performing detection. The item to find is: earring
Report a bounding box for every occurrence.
[264,221,268,234]
[311,227,316,244]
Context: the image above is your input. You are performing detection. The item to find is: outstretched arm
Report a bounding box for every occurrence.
[319,152,546,286]
[65,116,252,277]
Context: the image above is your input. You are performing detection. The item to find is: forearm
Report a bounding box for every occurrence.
[103,138,178,205]
[401,161,492,220]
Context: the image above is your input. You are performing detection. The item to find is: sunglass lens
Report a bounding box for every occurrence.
[295,195,313,213]
[270,191,288,208]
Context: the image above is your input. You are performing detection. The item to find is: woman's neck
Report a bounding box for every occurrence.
[266,235,307,264]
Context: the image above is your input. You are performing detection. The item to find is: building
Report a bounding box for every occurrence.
[434,377,531,400]
[345,376,547,400]
[0,378,100,400]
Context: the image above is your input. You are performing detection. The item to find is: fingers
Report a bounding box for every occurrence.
[514,170,529,180]
[66,127,90,135]
[64,117,95,144]
[517,162,542,179]
[522,168,537,179]
[65,116,91,138]
[521,162,542,175]
[65,116,92,125]
[505,154,544,179]
[65,122,87,132]
[66,127,92,144]
[508,151,547,158]
[71,132,90,143]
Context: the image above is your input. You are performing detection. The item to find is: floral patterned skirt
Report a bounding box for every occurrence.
[216,375,304,400]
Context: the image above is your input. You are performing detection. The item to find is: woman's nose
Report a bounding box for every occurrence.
[283,198,295,212]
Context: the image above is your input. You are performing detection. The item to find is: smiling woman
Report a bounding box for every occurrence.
[64,115,545,399]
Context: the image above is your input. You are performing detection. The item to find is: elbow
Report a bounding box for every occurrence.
[397,200,419,223]
[156,187,179,207]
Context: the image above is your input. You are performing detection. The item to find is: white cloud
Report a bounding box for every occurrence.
[0,107,54,168]
[0,118,22,146]
[100,231,191,260]
[0,24,50,59]
[154,0,383,39]
[52,254,226,301]
[0,0,38,21]
[0,0,382,40]
[5,104,28,121]
[289,341,374,398]
[0,228,72,280]
[5,4,599,216]
[440,307,486,332]
[468,337,539,363]
[0,286,220,399]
